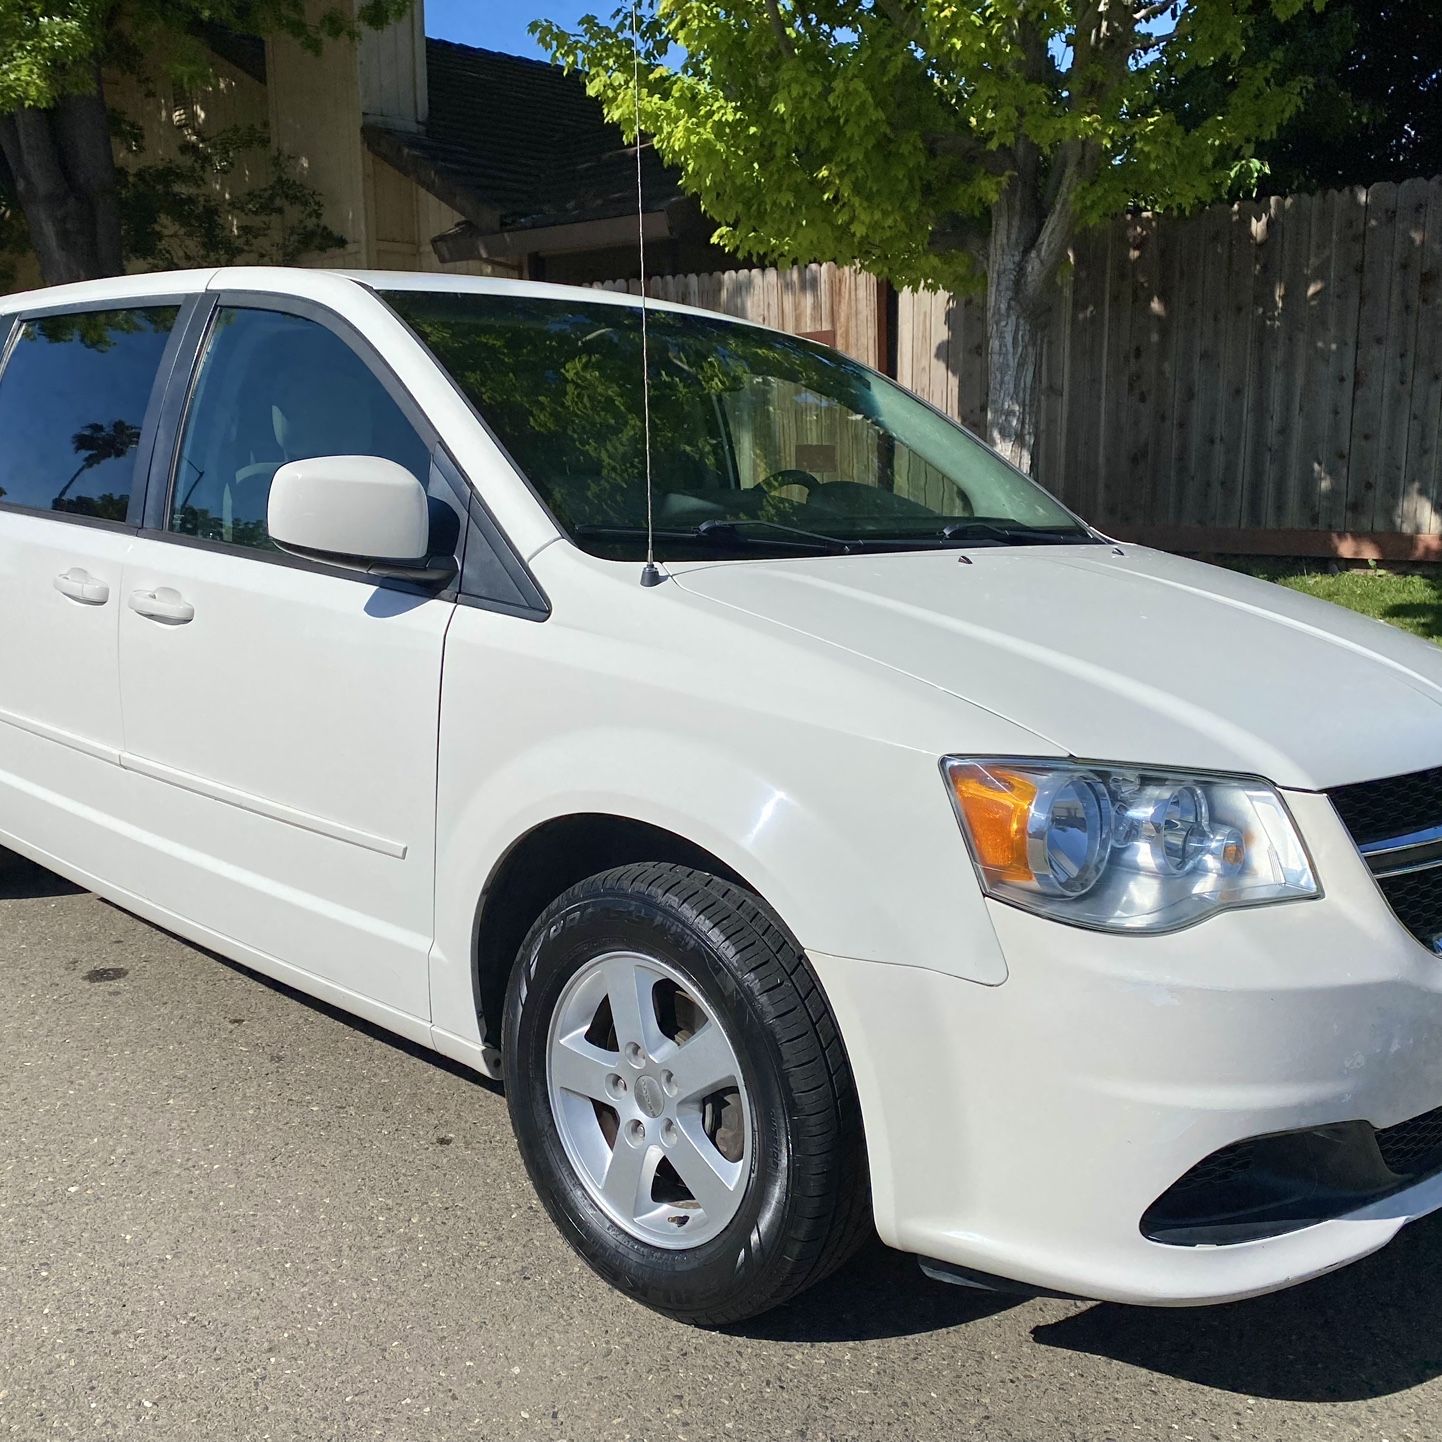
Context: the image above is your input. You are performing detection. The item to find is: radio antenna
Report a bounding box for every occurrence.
[632,0,663,587]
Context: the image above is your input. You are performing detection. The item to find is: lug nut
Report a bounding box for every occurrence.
[625,1119,646,1146]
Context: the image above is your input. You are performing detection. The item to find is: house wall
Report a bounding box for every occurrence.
[108,54,273,274]
[266,4,373,269]
[266,0,504,276]
[360,10,428,131]
[2,0,504,293]
[106,55,271,168]
[366,152,509,277]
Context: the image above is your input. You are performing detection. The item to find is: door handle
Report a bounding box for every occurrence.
[53,567,110,605]
[128,587,195,625]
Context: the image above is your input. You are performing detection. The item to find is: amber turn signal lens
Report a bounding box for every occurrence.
[948,765,1037,884]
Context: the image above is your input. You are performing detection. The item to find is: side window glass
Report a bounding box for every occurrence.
[0,306,178,521]
[171,307,431,552]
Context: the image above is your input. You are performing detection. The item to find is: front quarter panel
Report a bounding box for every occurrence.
[428,547,1063,1052]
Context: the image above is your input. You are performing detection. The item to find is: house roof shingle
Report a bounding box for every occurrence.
[372,38,681,235]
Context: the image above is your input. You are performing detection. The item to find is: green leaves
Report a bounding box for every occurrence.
[0,0,418,110]
[0,1,106,111]
[533,0,1324,292]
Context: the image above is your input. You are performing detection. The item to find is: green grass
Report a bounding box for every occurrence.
[1218,560,1442,642]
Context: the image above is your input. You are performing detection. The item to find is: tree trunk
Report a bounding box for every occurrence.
[985,273,1043,475]
[0,66,124,285]
[984,182,1045,475]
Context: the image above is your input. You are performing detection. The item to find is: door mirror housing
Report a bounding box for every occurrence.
[268,455,457,584]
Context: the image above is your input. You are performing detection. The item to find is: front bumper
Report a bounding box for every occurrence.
[810,789,1442,1305]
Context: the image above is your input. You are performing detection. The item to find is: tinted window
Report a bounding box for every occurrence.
[387,290,1087,562]
[0,306,178,522]
[171,307,430,552]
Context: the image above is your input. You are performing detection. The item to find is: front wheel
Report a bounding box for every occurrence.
[502,863,870,1325]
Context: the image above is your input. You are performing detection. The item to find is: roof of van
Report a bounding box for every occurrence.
[0,266,764,333]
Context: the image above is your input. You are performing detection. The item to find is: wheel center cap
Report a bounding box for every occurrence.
[635,1074,666,1119]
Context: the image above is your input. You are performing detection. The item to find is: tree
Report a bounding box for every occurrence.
[0,171,28,288]
[1240,0,1442,191]
[0,0,410,286]
[537,0,1324,473]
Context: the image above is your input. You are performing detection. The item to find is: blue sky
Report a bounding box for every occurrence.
[425,1,595,58]
[425,2,1170,64]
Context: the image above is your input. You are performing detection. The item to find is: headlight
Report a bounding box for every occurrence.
[942,758,1318,933]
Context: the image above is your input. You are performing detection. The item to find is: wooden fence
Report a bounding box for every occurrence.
[899,177,1442,559]
[602,182,1442,557]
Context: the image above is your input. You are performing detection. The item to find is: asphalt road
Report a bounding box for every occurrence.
[3,851,1442,1442]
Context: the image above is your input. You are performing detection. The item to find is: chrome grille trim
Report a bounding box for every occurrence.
[1360,822,1442,857]
[1372,854,1442,881]
[1328,771,1442,950]
[1360,824,1442,879]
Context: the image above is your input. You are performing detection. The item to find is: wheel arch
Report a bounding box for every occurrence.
[471,811,768,1050]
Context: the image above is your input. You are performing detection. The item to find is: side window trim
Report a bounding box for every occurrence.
[0,295,194,534]
[0,315,19,378]
[139,294,455,597]
[140,290,549,615]
[139,293,218,533]
[154,292,443,541]
[126,294,209,529]
[435,447,550,622]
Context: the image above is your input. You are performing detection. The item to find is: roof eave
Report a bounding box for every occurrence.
[362,124,502,232]
[432,202,695,264]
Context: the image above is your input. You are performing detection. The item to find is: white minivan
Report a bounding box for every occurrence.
[4,267,1442,1324]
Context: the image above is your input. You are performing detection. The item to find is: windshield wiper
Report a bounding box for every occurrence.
[575,518,1095,556]
[573,522,846,555]
[694,518,859,553]
[939,520,1097,547]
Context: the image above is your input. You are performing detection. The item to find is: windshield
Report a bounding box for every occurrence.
[385,289,1093,561]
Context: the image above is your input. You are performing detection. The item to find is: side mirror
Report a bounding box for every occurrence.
[268,455,457,584]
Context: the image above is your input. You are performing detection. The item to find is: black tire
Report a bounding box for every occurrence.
[502,862,870,1325]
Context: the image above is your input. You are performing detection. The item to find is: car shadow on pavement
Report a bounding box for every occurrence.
[1031,1210,1442,1401]
[104,902,506,1096]
[0,850,84,900]
[729,1238,1018,1342]
[212,945,508,1094]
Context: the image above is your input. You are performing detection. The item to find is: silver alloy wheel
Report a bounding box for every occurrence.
[545,949,752,1249]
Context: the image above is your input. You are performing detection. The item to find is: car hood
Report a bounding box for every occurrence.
[672,544,1442,791]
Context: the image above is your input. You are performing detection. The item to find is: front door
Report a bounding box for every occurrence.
[116,300,456,1022]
